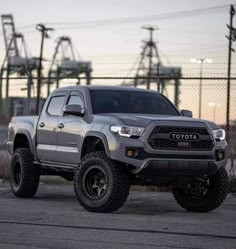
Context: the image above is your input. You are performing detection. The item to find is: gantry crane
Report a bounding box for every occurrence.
[128,26,182,107]
[0,14,39,116]
[47,36,92,96]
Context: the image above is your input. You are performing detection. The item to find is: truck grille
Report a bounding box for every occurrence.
[148,126,214,151]
[158,127,209,135]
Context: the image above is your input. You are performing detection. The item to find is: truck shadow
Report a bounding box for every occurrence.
[34,190,182,215]
[118,195,183,215]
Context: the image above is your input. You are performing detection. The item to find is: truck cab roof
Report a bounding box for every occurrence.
[52,85,159,94]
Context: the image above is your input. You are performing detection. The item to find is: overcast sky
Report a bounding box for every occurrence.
[0,0,236,122]
[0,0,235,75]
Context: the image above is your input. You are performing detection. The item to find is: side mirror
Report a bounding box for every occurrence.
[63,104,85,117]
[181,109,193,117]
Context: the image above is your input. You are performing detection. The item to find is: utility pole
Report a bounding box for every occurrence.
[134,26,160,89]
[36,24,53,114]
[147,26,154,90]
[226,5,235,136]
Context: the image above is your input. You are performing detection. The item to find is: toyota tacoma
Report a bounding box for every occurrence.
[7,86,229,212]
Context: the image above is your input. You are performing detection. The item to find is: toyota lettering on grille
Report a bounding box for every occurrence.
[170,133,199,141]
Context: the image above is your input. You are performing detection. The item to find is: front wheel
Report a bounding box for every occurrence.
[10,148,40,198]
[74,152,130,213]
[172,167,229,212]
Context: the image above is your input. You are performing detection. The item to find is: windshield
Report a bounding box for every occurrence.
[90,90,179,116]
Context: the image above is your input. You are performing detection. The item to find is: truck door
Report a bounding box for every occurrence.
[56,91,85,165]
[36,92,67,163]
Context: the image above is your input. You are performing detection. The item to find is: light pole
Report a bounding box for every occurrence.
[208,102,220,122]
[190,58,212,119]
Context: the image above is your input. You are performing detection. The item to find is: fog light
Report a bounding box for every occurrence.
[126,148,139,158]
[216,150,225,161]
[127,149,134,157]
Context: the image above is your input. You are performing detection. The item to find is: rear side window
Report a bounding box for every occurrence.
[47,96,66,116]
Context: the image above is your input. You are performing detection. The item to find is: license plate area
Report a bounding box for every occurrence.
[177,141,190,149]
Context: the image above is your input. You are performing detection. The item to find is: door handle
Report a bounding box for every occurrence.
[39,122,45,128]
[57,123,64,129]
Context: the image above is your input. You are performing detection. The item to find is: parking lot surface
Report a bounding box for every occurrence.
[0,183,235,249]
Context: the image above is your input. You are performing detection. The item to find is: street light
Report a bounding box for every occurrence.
[190,58,212,119]
[208,102,221,122]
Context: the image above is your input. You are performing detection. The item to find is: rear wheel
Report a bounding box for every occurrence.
[172,167,229,212]
[10,148,40,198]
[74,152,130,213]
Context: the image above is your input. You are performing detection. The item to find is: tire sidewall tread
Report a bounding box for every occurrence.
[74,151,130,213]
[172,167,229,212]
[10,148,40,198]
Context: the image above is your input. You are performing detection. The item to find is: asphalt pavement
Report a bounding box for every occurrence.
[0,182,235,249]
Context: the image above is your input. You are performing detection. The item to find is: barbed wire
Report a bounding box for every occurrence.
[1,76,236,80]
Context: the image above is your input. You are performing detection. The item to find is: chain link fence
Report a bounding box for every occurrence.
[0,76,236,179]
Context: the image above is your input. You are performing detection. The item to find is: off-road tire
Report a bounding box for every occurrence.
[10,148,40,197]
[74,152,130,213]
[172,167,229,212]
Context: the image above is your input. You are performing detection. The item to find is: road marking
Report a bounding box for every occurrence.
[0,219,235,240]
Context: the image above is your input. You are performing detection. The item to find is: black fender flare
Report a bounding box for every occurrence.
[14,130,34,155]
[81,131,110,158]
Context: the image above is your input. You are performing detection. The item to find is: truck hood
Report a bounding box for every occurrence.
[101,113,219,129]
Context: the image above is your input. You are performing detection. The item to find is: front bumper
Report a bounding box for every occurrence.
[134,158,226,178]
[110,136,228,172]
[109,120,228,178]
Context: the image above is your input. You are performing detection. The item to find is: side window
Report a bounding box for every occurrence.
[67,95,84,108]
[47,96,66,116]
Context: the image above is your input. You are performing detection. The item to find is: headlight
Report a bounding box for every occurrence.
[110,125,145,138]
[212,129,225,141]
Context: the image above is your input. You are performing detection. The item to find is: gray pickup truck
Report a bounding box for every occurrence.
[7,85,229,213]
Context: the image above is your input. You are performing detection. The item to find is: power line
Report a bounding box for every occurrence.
[48,5,230,26]
[14,4,230,32]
